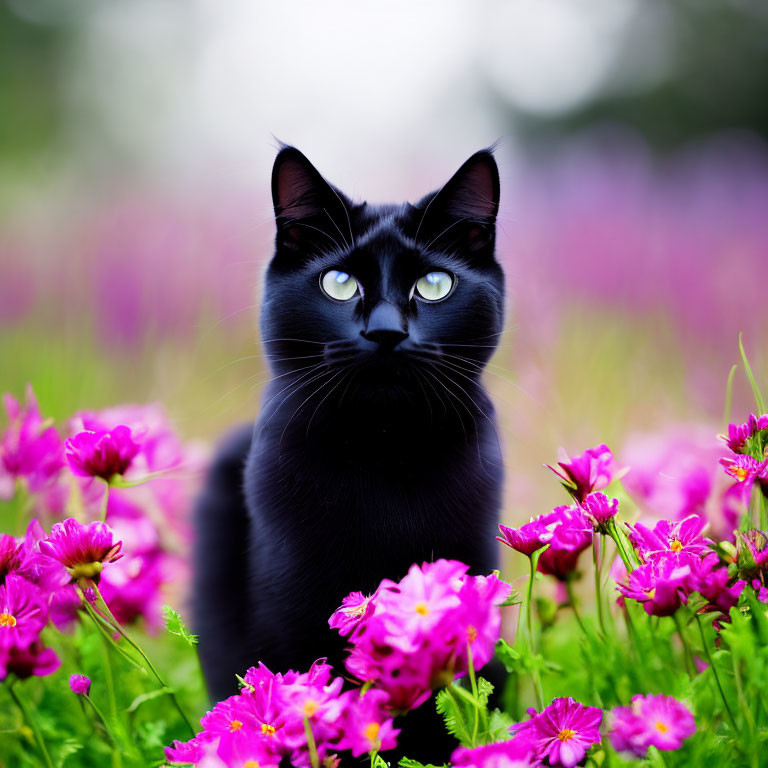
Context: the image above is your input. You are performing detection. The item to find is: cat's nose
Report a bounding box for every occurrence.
[361,301,409,350]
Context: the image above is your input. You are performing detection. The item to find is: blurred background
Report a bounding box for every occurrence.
[2,0,767,532]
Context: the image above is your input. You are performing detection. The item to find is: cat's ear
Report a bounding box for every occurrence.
[413,149,500,255]
[271,146,352,255]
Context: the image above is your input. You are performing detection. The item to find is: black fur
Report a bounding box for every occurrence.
[195,146,505,760]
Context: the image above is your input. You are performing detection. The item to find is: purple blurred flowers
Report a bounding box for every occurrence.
[69,673,91,695]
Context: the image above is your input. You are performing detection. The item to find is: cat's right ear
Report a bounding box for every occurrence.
[271,147,352,256]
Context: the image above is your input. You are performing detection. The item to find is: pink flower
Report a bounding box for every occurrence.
[722,413,768,454]
[39,518,122,582]
[328,591,375,637]
[536,506,593,581]
[513,696,602,768]
[0,535,22,583]
[338,560,510,712]
[687,553,744,615]
[69,674,91,695]
[610,694,695,757]
[630,515,710,564]
[336,689,399,757]
[497,520,546,557]
[546,444,613,502]
[65,426,140,481]
[451,735,539,767]
[0,641,60,681]
[720,456,768,501]
[0,574,47,650]
[617,558,691,617]
[580,492,619,529]
[1,385,64,491]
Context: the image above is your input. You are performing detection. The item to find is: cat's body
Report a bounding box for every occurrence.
[195,147,505,759]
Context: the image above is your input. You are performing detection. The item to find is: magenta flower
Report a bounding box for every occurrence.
[65,426,140,481]
[39,518,123,582]
[722,413,768,454]
[536,506,593,581]
[451,734,539,767]
[610,694,695,757]
[338,560,510,711]
[720,456,768,501]
[336,688,399,757]
[581,492,619,530]
[546,444,613,502]
[617,558,691,616]
[497,519,546,557]
[69,674,91,695]
[328,591,375,637]
[0,641,60,681]
[687,553,744,615]
[513,696,602,768]
[166,659,396,766]
[0,535,22,584]
[1,386,64,491]
[0,574,47,650]
[630,515,710,564]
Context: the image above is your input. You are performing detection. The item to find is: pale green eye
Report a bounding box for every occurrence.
[321,270,359,301]
[415,271,454,302]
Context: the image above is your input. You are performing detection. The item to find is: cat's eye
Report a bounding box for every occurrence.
[320,270,360,301]
[414,271,454,302]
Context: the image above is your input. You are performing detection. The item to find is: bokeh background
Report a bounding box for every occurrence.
[2,0,767,536]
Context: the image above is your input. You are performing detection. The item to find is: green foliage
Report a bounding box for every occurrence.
[163,606,199,647]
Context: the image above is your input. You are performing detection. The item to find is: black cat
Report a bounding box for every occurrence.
[194,146,505,760]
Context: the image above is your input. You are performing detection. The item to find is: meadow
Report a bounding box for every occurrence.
[2,136,768,766]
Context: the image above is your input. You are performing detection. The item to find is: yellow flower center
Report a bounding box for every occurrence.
[467,625,478,643]
[656,720,669,733]
[304,699,320,717]
[0,612,17,627]
[732,466,749,481]
[647,588,656,599]
[243,762,260,768]
[342,599,370,617]
[415,602,429,616]
[670,539,683,553]
[261,723,276,736]
[364,722,380,743]
[557,728,576,742]
[229,719,243,732]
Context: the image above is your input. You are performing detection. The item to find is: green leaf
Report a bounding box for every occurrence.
[127,686,174,713]
[500,590,522,607]
[398,759,447,768]
[162,605,198,646]
[54,739,82,768]
[435,686,473,746]
[739,333,766,413]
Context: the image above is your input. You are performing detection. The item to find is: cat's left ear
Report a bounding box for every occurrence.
[414,149,500,254]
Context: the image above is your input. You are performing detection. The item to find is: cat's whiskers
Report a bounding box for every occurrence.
[278,367,349,453]
[257,364,332,436]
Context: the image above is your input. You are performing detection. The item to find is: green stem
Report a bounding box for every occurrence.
[99,482,110,523]
[88,582,196,737]
[99,623,124,768]
[8,679,54,768]
[696,614,738,731]
[672,612,694,677]
[83,694,120,746]
[466,642,488,745]
[593,536,607,637]
[565,579,588,636]
[526,552,545,708]
[304,716,320,768]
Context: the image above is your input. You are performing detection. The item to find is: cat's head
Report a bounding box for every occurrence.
[261,146,504,413]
